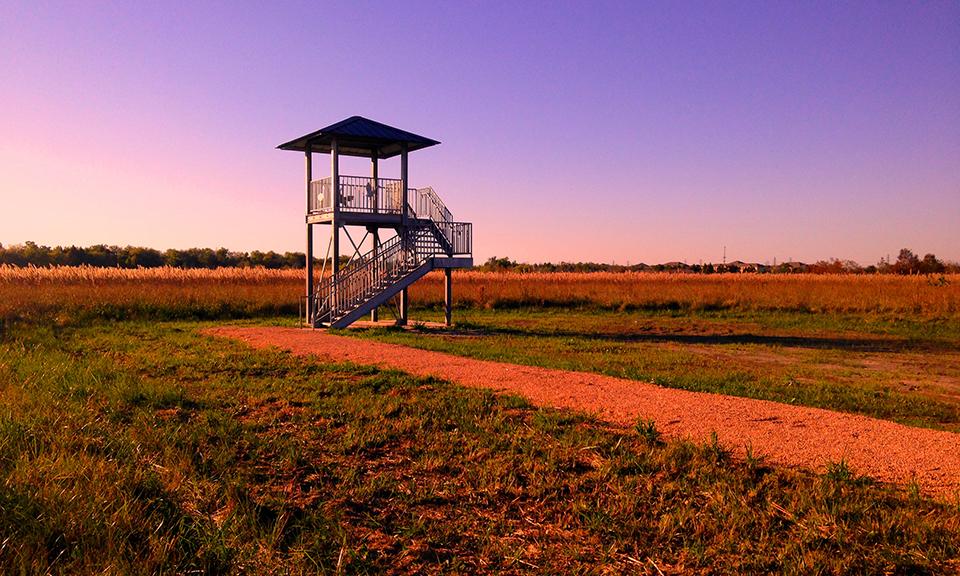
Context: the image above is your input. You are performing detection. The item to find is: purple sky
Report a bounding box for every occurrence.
[2,1,958,264]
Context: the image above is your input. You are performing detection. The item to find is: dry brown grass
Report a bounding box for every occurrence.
[412,271,960,316]
[2,266,958,324]
[0,265,302,323]
[0,264,302,284]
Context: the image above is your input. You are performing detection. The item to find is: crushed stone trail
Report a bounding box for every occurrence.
[207,326,960,496]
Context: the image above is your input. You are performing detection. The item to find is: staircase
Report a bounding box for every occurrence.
[311,188,471,328]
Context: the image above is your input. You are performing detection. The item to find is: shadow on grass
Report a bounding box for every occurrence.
[391,323,958,354]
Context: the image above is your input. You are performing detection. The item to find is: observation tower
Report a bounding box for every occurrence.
[278,116,473,328]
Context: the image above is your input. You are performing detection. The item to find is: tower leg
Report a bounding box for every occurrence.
[331,223,339,321]
[444,268,452,327]
[304,144,313,327]
[370,230,380,322]
[306,223,313,326]
[398,287,408,326]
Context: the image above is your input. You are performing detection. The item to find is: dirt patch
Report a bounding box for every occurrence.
[206,326,960,497]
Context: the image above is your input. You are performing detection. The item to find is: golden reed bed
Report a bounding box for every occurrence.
[1,266,958,321]
[419,271,960,315]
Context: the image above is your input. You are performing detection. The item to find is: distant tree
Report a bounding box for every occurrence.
[283,251,304,269]
[810,259,857,274]
[215,248,232,267]
[22,241,52,267]
[62,245,87,266]
[810,260,834,274]
[919,253,945,275]
[163,248,183,267]
[81,244,116,267]
[841,260,863,274]
[894,249,921,275]
[480,256,516,271]
[0,243,24,266]
[120,246,164,268]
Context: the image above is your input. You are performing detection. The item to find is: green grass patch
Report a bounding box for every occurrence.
[347,307,960,431]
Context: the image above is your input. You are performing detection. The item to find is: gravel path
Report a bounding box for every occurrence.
[207,326,960,496]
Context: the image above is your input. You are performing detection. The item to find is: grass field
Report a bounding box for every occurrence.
[2,321,959,573]
[2,267,960,572]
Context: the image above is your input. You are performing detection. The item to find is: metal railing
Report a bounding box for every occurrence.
[410,187,452,223]
[309,176,461,224]
[309,176,406,215]
[305,174,472,326]
[434,221,472,255]
[312,226,450,324]
[308,179,332,213]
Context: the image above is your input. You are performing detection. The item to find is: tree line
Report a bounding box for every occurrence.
[1,242,956,274]
[478,249,959,275]
[0,242,311,269]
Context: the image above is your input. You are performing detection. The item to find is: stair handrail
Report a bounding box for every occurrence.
[314,234,405,316]
[313,225,449,323]
[409,186,453,224]
[314,233,402,296]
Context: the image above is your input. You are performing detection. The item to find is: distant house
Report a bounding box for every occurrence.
[729,261,766,273]
[781,261,809,273]
[661,261,692,272]
[727,260,749,273]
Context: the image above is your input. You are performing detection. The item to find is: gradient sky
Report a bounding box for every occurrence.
[2,1,958,264]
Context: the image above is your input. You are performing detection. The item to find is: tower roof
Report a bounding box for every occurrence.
[277,116,440,158]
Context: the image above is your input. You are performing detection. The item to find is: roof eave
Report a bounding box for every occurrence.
[276,136,440,158]
[277,116,440,156]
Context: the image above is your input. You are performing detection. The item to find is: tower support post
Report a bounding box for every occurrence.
[444,268,452,326]
[331,138,340,315]
[305,143,313,325]
[397,142,409,326]
[399,288,408,326]
[400,144,409,227]
[370,227,380,323]
[371,150,380,322]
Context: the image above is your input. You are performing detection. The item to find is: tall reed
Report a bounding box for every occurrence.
[2,266,957,323]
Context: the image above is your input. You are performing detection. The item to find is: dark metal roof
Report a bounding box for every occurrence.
[277,116,440,158]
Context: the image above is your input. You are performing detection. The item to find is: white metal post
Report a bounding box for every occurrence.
[400,143,409,226]
[444,268,452,326]
[398,143,409,325]
[371,150,380,322]
[331,138,340,279]
[305,143,313,325]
